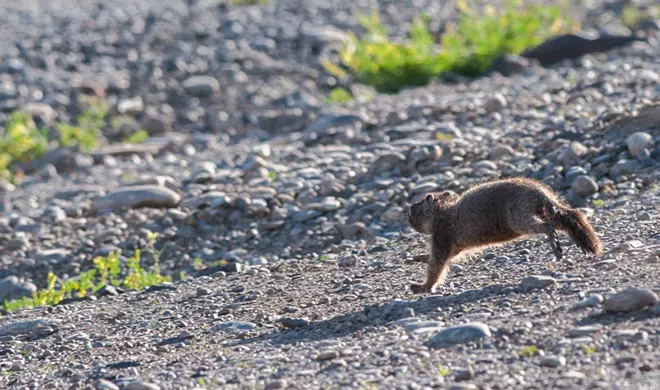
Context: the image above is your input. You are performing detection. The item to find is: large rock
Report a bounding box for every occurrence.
[626,132,653,158]
[573,175,599,197]
[0,276,37,302]
[91,185,182,211]
[0,319,55,337]
[603,287,658,313]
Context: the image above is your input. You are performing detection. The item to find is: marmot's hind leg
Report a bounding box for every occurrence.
[509,210,564,261]
[544,223,563,261]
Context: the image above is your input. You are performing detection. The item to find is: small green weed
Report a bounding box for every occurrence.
[59,96,107,150]
[437,364,451,377]
[328,1,575,93]
[621,5,660,28]
[592,199,604,208]
[1,98,107,180]
[123,130,150,144]
[0,112,49,180]
[57,122,99,151]
[583,345,596,356]
[3,231,170,313]
[359,381,378,390]
[325,87,353,104]
[518,345,539,357]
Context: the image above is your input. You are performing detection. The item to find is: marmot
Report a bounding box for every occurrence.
[407,177,602,294]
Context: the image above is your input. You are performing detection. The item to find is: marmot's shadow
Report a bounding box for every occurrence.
[233,283,513,347]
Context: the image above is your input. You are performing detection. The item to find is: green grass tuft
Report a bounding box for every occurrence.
[2,231,170,314]
[518,345,539,357]
[325,87,353,104]
[0,112,49,181]
[327,1,575,93]
[123,130,150,144]
[621,5,660,28]
[0,97,108,181]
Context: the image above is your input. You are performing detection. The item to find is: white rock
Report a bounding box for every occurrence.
[484,93,508,112]
[626,132,653,158]
[604,287,659,313]
[572,175,599,197]
[520,275,557,291]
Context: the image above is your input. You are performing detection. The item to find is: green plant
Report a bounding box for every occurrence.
[123,130,149,144]
[2,238,170,313]
[0,112,49,180]
[621,5,660,28]
[518,345,538,357]
[330,10,444,93]
[439,0,573,78]
[437,364,451,377]
[56,122,99,150]
[0,97,107,180]
[327,1,574,93]
[592,199,604,208]
[58,97,107,150]
[325,87,353,104]
[583,345,596,356]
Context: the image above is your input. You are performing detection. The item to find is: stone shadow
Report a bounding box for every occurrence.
[575,308,660,327]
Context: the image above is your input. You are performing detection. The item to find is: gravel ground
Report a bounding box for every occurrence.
[1,0,660,389]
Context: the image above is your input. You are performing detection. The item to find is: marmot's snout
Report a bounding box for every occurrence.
[407,200,429,234]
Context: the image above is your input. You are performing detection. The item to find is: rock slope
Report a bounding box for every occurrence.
[1,0,660,389]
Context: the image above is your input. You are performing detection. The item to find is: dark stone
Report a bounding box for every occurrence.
[522,32,645,67]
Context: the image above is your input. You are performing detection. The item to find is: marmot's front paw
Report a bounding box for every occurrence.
[409,283,426,294]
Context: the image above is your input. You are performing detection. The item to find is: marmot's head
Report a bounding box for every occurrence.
[407,191,458,234]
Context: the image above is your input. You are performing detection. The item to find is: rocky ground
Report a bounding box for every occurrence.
[1,0,660,389]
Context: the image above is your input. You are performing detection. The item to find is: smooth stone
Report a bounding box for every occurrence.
[626,132,653,158]
[520,275,557,291]
[540,356,567,368]
[91,185,182,211]
[210,321,257,333]
[572,294,604,310]
[603,287,659,313]
[427,322,491,348]
[182,76,220,97]
[0,319,55,337]
[573,175,599,197]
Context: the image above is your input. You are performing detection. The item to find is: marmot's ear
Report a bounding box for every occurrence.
[424,193,434,203]
[440,190,457,198]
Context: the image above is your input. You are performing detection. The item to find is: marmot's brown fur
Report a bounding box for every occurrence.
[407,177,602,294]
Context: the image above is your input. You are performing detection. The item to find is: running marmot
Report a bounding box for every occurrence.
[407,177,602,294]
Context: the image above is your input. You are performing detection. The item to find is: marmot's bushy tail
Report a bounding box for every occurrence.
[551,206,602,255]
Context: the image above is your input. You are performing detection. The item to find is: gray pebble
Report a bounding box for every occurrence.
[573,175,599,197]
[540,355,566,368]
[427,322,491,348]
[520,275,557,291]
[626,132,653,158]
